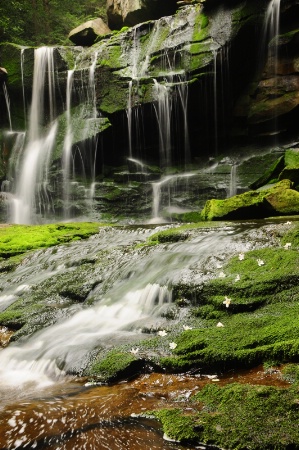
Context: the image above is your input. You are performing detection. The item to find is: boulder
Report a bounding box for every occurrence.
[106,0,178,29]
[68,18,111,46]
[200,179,299,220]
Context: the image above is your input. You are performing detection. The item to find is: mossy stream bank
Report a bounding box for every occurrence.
[1,219,299,448]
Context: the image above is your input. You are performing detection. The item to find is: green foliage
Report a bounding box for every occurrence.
[0,223,103,258]
[0,0,107,46]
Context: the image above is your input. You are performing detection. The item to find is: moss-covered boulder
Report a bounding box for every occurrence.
[200,179,299,220]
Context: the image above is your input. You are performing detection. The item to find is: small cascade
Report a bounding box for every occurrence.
[0,282,172,385]
[124,10,194,168]
[150,173,195,223]
[2,82,12,131]
[127,157,147,174]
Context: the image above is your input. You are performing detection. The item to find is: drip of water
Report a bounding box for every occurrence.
[228,164,237,198]
[153,80,172,168]
[62,69,74,219]
[2,82,12,131]
[20,48,27,127]
[212,49,218,155]
[127,80,134,157]
[127,157,147,173]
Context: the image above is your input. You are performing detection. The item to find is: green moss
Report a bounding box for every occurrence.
[281,364,299,384]
[284,149,299,168]
[0,223,104,259]
[151,409,198,443]
[157,236,299,373]
[192,11,209,42]
[190,383,299,449]
[88,350,139,382]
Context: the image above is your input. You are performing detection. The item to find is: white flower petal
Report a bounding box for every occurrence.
[158,330,167,337]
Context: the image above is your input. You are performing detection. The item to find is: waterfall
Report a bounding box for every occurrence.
[2,82,12,131]
[266,0,281,72]
[11,47,57,224]
[259,0,281,74]
[62,70,74,219]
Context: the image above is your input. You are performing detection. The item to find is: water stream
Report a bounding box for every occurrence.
[0,221,287,448]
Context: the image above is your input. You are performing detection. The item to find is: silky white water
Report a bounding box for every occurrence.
[0,224,255,392]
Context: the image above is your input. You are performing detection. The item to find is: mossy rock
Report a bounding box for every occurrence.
[200,179,298,220]
[265,185,299,214]
[156,383,299,449]
[88,350,145,382]
[278,149,299,185]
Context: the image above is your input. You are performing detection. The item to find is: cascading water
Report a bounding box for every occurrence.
[11,47,58,224]
[0,224,252,388]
